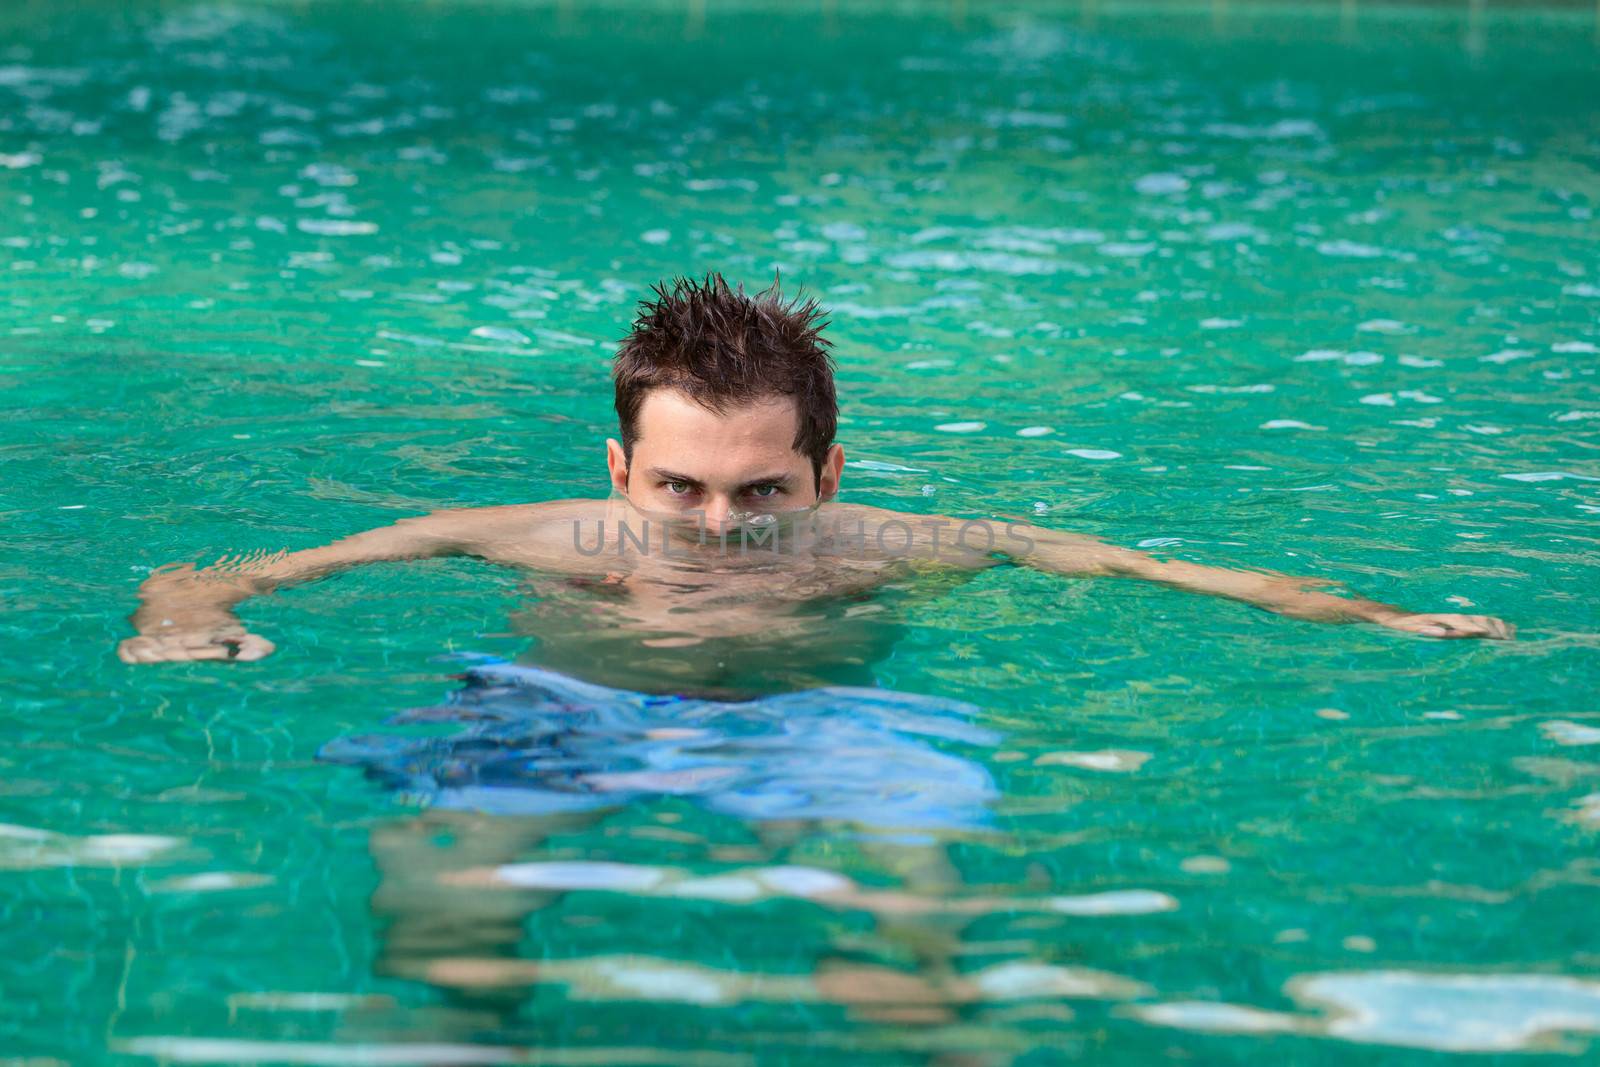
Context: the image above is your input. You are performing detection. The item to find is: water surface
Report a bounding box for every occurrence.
[4,1,1600,1063]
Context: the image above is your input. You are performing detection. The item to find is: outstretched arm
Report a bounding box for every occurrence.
[118,503,582,664]
[120,513,466,663]
[1003,524,1513,639]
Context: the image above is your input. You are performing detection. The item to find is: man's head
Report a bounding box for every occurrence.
[608,273,844,530]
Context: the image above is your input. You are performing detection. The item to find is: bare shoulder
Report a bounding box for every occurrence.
[819,502,1134,572]
[821,502,1029,540]
[815,501,1024,566]
[411,498,605,532]
[820,501,898,525]
[408,498,613,571]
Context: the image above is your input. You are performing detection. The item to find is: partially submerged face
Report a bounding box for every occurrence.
[607,388,844,535]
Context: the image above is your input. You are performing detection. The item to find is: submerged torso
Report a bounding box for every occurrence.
[482,499,994,697]
[510,553,982,698]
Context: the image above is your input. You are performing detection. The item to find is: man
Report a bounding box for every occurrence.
[118,272,1512,686]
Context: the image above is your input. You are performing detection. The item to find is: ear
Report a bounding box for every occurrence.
[606,438,630,494]
[817,444,845,502]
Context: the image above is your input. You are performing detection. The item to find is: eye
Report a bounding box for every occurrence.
[663,481,694,496]
[747,485,781,500]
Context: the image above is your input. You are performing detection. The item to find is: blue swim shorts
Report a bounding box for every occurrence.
[318,660,999,833]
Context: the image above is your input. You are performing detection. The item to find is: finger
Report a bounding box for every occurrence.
[148,641,235,662]
[181,643,239,661]
[183,630,241,649]
[120,635,262,663]
[231,636,276,662]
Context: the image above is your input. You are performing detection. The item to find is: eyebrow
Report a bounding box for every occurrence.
[645,468,794,491]
[646,468,703,487]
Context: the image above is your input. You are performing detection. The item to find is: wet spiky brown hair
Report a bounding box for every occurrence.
[613,272,837,483]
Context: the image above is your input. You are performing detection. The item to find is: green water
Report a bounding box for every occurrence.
[6,0,1600,1062]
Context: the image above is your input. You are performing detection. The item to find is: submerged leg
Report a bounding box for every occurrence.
[368,808,606,994]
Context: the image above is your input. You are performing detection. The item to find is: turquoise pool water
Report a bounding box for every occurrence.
[5,0,1600,1062]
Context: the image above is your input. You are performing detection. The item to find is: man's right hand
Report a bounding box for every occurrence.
[117,626,276,664]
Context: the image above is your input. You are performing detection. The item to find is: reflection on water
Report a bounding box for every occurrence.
[353,808,1161,1062]
[0,822,182,870]
[317,659,1172,1061]
[1139,970,1600,1053]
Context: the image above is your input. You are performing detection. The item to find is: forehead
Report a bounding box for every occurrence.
[633,389,805,471]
